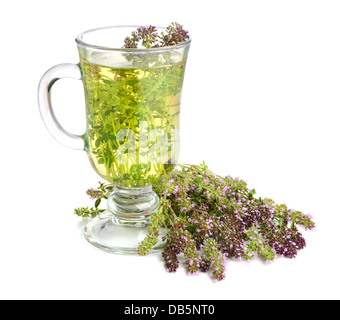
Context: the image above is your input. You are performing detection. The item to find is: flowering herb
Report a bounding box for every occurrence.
[123,22,190,49]
[74,162,315,282]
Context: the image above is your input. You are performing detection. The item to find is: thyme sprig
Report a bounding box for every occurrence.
[74,162,315,282]
[123,22,189,49]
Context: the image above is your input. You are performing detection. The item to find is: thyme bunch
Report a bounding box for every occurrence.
[123,22,189,49]
[74,162,315,282]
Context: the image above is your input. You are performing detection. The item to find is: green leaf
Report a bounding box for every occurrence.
[211,209,222,217]
[187,226,195,234]
[248,189,256,199]
[279,218,283,228]
[95,139,101,148]
[95,198,101,208]
[102,79,112,85]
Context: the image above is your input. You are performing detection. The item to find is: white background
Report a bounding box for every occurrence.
[1,0,339,300]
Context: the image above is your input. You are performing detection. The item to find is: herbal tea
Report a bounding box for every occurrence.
[38,24,191,254]
[81,60,185,187]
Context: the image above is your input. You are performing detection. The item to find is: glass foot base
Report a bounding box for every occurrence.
[83,211,165,254]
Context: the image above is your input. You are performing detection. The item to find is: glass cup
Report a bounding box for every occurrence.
[38,26,191,254]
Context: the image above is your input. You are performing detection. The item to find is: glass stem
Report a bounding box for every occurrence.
[107,185,159,222]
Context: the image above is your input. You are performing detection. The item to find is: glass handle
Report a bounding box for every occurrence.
[38,63,85,150]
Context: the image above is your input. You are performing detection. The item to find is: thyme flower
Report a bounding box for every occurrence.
[75,162,315,282]
[123,22,189,49]
[160,22,190,47]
